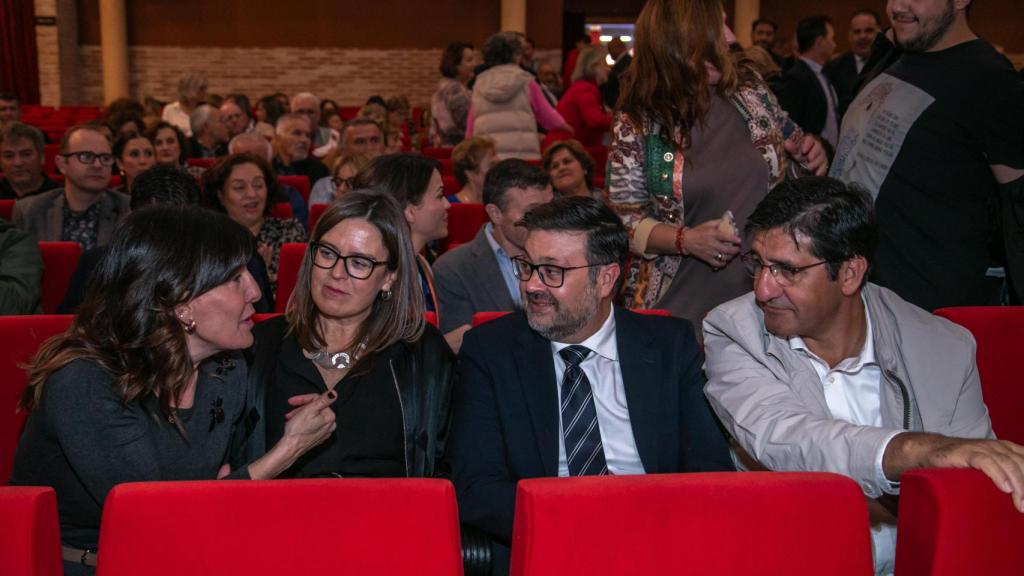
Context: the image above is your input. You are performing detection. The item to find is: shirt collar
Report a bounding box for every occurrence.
[788,295,876,372]
[800,56,824,74]
[484,223,505,257]
[551,306,618,362]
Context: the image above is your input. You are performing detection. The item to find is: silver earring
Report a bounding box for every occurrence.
[180,317,197,334]
[380,289,393,301]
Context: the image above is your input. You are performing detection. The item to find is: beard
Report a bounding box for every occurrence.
[526,281,600,342]
[894,1,957,52]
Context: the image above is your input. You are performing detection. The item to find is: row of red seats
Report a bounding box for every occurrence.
[3,467,1021,576]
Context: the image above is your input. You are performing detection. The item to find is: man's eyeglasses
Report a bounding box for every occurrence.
[740,251,831,286]
[511,256,609,288]
[310,242,385,280]
[61,151,115,166]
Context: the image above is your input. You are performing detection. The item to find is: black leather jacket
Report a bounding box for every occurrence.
[231,315,456,478]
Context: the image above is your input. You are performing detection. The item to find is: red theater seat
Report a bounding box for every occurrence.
[510,472,872,576]
[438,158,454,176]
[38,242,82,314]
[442,175,459,196]
[934,306,1024,444]
[0,315,74,485]
[443,202,487,252]
[309,203,328,230]
[268,202,292,219]
[0,486,63,576]
[97,479,463,576]
[422,147,453,159]
[277,175,311,204]
[275,243,307,312]
[896,468,1024,575]
[185,157,217,169]
[0,199,13,221]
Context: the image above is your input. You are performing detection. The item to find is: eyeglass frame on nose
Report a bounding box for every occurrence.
[510,256,610,289]
[740,251,832,286]
[61,151,116,166]
[309,242,386,280]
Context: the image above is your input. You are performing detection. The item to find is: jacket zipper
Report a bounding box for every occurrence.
[389,358,411,477]
[885,368,912,430]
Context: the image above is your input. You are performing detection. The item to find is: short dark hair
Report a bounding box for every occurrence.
[201,152,284,215]
[354,153,441,207]
[483,32,524,67]
[851,8,881,26]
[542,140,595,188]
[746,176,877,281]
[130,164,201,209]
[145,121,190,165]
[752,18,778,32]
[0,92,20,104]
[257,94,285,125]
[440,42,474,79]
[520,196,629,271]
[0,121,45,155]
[225,93,252,117]
[113,132,150,161]
[483,159,550,210]
[341,116,383,139]
[796,15,832,53]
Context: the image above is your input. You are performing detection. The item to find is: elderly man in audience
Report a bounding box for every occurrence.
[230,132,308,229]
[338,117,386,159]
[187,104,229,158]
[272,113,329,186]
[449,196,734,576]
[291,92,340,158]
[434,159,552,352]
[703,177,1024,576]
[220,94,256,139]
[1,122,61,199]
[13,124,130,250]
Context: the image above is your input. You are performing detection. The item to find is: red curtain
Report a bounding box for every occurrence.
[0,0,41,104]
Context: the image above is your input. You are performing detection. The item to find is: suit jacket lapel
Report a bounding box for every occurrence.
[514,326,560,477]
[467,228,516,311]
[615,308,662,473]
[46,191,65,241]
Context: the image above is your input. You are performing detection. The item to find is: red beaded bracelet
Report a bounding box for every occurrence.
[675,226,687,256]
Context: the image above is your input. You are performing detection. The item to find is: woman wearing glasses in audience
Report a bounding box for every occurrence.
[112,132,155,195]
[11,207,337,576]
[607,0,828,328]
[308,153,370,206]
[237,190,455,479]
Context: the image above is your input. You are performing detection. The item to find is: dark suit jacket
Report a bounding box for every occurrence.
[775,58,832,137]
[12,188,130,245]
[824,51,860,120]
[601,53,633,109]
[449,307,734,547]
[433,226,517,334]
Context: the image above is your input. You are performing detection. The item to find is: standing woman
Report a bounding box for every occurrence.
[430,42,476,147]
[557,45,613,148]
[607,0,827,327]
[10,207,336,575]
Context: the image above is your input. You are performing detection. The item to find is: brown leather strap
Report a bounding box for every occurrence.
[61,545,98,567]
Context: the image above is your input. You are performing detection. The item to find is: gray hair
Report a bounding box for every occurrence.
[177,72,208,102]
[572,45,608,82]
[290,92,319,109]
[189,104,217,135]
[275,112,311,136]
[228,132,273,162]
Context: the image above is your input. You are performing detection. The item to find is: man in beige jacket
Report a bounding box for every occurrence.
[703,176,1024,575]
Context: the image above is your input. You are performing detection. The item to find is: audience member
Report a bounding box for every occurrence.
[272,113,330,185]
[229,131,309,229]
[112,132,155,195]
[434,158,552,350]
[561,33,592,90]
[323,109,344,132]
[13,124,130,250]
[775,15,839,149]
[601,37,633,109]
[558,45,612,147]
[830,0,1024,308]
[161,71,208,137]
[0,122,60,199]
[751,17,790,69]
[254,94,286,136]
[291,92,340,158]
[543,139,600,199]
[203,153,307,287]
[237,190,455,479]
[309,153,371,205]
[319,98,339,123]
[103,109,145,141]
[608,0,826,328]
[0,92,21,126]
[11,206,335,576]
[339,117,386,159]
[0,216,42,315]
[220,94,255,139]
[468,31,571,160]
[704,176,1024,576]
[520,36,538,73]
[736,45,783,88]
[536,60,564,102]
[187,104,229,158]
[449,196,734,575]
[824,9,881,118]
[448,136,496,204]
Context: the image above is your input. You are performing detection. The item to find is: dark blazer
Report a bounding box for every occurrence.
[775,58,833,137]
[601,52,632,109]
[449,308,734,547]
[824,51,860,120]
[12,188,130,246]
[433,226,517,333]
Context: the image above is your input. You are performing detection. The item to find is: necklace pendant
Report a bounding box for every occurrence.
[328,351,351,370]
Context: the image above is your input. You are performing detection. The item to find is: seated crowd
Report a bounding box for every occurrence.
[2,0,1023,575]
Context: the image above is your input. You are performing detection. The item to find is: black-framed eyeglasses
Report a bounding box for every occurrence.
[61,151,116,166]
[740,251,831,287]
[510,256,609,288]
[332,176,356,189]
[310,242,386,280]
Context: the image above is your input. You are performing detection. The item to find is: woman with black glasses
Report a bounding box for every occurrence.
[237,189,455,479]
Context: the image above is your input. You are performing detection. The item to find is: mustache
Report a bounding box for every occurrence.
[526,291,556,305]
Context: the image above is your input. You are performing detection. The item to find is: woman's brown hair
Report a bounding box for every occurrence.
[201,152,284,216]
[543,139,595,189]
[618,0,737,148]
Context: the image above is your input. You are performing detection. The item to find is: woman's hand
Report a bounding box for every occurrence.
[785,134,829,176]
[246,391,337,480]
[683,219,742,269]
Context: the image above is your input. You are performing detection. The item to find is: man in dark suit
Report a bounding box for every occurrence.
[824,9,880,119]
[449,196,734,575]
[433,159,553,353]
[775,15,839,150]
[601,38,633,109]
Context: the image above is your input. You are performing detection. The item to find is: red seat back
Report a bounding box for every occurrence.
[275,243,307,313]
[438,158,454,176]
[0,486,63,576]
[422,147,453,159]
[97,479,463,576]
[0,315,74,484]
[442,202,487,252]
[510,472,872,576]
[0,199,13,222]
[277,175,311,204]
[309,203,328,231]
[441,175,459,196]
[268,202,292,219]
[185,157,217,169]
[896,468,1024,575]
[934,306,1024,444]
[38,241,82,314]
[43,144,59,176]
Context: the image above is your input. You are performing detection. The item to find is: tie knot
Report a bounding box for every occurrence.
[559,345,591,367]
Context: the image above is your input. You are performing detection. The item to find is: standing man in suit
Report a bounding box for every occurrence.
[449,196,734,575]
[775,15,840,150]
[433,159,553,353]
[601,38,633,109]
[825,9,881,119]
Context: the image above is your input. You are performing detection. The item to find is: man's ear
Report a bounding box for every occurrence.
[55,153,68,176]
[484,203,502,224]
[597,262,622,299]
[840,256,869,296]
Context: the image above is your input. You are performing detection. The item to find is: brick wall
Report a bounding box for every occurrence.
[72,46,562,108]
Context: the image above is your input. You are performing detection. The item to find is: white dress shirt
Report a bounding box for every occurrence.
[552,307,645,477]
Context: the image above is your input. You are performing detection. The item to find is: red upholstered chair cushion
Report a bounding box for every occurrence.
[185,157,217,169]
[96,479,463,576]
[441,202,487,253]
[43,144,59,175]
[0,199,13,222]
[309,203,328,230]
[934,306,1024,444]
[510,472,872,576]
[0,486,63,576]
[422,147,453,159]
[268,202,292,219]
[277,175,311,205]
[896,468,1024,575]
[442,175,459,196]
[275,243,307,313]
[0,315,74,485]
[438,158,454,176]
[38,241,82,314]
